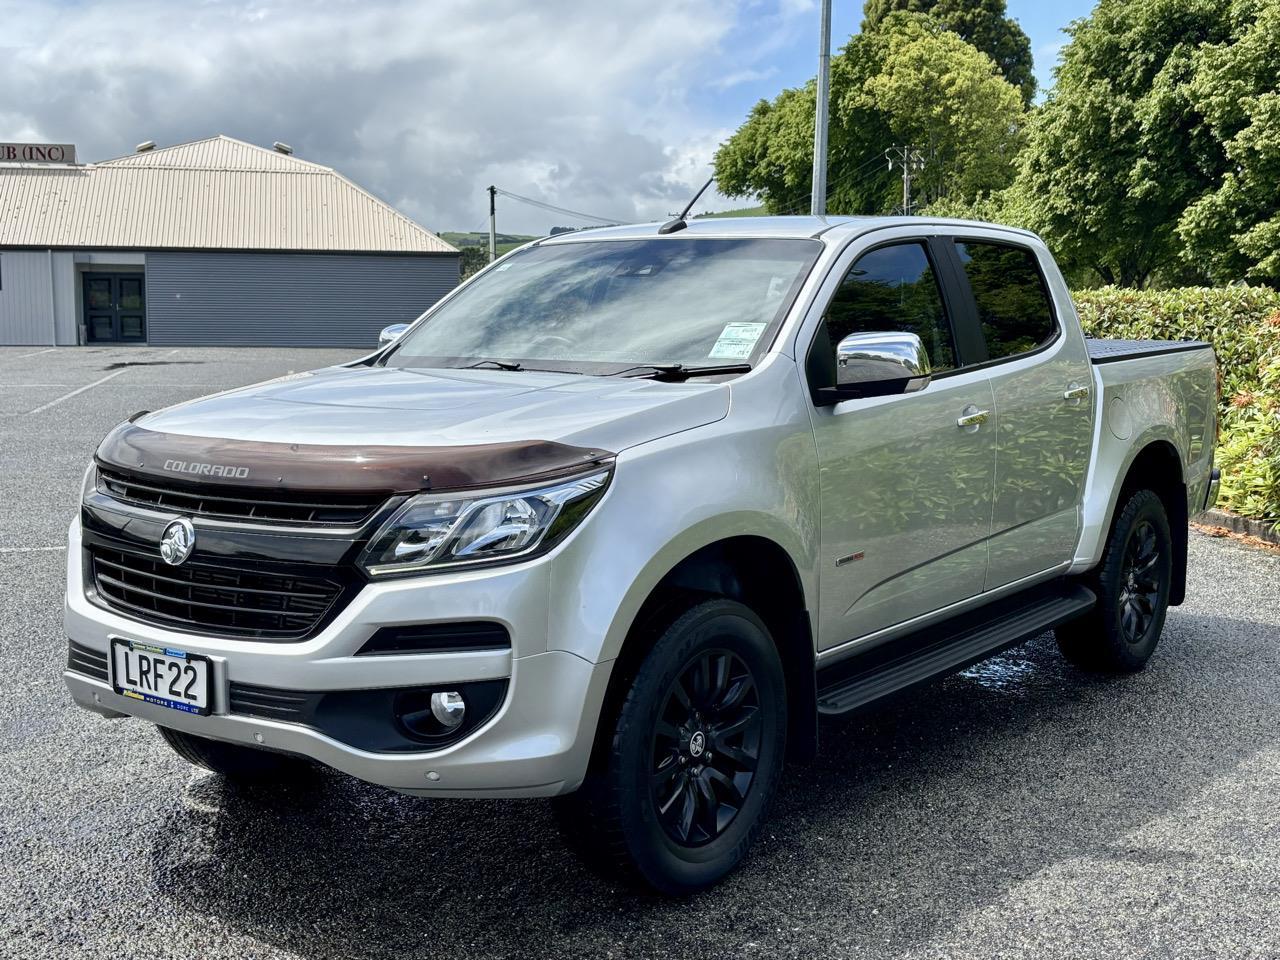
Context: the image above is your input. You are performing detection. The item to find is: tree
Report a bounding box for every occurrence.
[459,245,488,279]
[1009,0,1232,287]
[862,0,1036,104]
[854,14,1025,205]
[714,12,1025,216]
[1179,0,1280,286]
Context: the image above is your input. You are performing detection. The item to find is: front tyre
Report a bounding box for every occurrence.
[158,726,315,782]
[557,598,787,895]
[1056,488,1173,672]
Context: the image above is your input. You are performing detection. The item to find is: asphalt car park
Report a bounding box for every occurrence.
[2,346,1279,959]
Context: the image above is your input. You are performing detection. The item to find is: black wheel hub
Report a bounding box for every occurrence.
[650,649,761,847]
[1119,518,1163,644]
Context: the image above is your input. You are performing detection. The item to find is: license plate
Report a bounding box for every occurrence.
[110,639,211,715]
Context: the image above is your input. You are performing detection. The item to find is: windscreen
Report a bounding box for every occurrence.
[388,237,821,372]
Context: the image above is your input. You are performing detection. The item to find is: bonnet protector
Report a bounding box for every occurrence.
[95,421,614,495]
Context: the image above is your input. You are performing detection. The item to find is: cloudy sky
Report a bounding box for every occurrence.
[1,0,1089,236]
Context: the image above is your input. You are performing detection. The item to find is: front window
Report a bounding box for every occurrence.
[821,242,957,372]
[387,237,821,373]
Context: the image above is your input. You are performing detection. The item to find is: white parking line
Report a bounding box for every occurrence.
[3,347,57,361]
[26,368,129,415]
[0,545,66,553]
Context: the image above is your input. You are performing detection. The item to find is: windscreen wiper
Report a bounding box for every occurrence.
[612,363,752,382]
[464,358,524,371]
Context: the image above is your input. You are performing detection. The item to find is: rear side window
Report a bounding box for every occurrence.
[822,242,956,371]
[955,242,1056,361]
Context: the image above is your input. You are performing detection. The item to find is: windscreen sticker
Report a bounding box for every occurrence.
[708,321,768,360]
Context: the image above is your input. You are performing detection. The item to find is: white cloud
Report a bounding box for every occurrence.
[711,67,780,91]
[0,0,794,234]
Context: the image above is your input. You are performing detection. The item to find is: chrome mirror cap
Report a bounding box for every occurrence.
[835,331,931,395]
[379,323,410,346]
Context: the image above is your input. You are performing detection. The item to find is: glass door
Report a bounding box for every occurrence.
[117,276,146,342]
[83,273,146,343]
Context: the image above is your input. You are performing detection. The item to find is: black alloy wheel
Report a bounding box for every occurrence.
[651,649,761,846]
[554,597,787,894]
[1118,518,1163,645]
[1056,487,1173,672]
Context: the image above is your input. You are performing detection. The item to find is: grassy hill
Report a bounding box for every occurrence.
[440,231,539,257]
[440,208,768,262]
[694,204,769,219]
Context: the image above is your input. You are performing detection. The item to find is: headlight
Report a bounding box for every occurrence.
[359,470,611,577]
[80,461,99,502]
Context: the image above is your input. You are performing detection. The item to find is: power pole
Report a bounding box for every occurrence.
[884,146,925,215]
[487,185,497,263]
[810,0,832,216]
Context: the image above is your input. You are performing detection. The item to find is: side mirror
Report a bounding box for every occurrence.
[816,331,931,405]
[379,323,410,347]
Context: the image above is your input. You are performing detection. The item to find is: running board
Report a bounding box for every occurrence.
[815,582,1096,716]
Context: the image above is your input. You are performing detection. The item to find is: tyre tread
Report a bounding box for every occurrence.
[1057,488,1171,672]
[157,725,312,781]
[554,598,785,893]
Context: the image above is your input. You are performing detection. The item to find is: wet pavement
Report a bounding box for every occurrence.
[3,347,1279,959]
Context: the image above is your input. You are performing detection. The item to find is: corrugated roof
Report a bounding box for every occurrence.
[0,135,456,254]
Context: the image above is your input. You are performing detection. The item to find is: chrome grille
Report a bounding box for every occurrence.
[88,543,345,640]
[97,467,385,528]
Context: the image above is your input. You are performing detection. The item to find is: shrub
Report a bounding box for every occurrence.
[1073,286,1280,528]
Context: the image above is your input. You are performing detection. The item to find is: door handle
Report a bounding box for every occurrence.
[956,406,991,429]
[1063,383,1090,402]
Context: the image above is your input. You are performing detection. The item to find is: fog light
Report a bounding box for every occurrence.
[430,691,466,728]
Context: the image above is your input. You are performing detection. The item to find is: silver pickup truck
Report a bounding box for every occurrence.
[64,216,1219,893]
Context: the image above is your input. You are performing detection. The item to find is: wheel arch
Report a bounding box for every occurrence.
[591,532,819,770]
[1107,438,1189,605]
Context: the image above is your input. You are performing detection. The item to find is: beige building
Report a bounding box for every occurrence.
[0,136,459,346]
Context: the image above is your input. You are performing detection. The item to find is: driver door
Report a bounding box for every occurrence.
[807,239,997,649]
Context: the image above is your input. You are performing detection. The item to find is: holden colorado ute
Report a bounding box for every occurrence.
[64,216,1220,894]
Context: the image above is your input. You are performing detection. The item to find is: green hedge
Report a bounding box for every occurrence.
[1073,287,1280,528]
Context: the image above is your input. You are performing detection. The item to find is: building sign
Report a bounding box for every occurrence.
[0,143,76,164]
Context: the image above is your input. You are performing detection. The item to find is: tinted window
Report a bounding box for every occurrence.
[955,242,1056,360]
[822,243,955,371]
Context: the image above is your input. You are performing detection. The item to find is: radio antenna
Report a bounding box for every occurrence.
[658,175,715,234]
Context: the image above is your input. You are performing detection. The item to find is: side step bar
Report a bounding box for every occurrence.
[816,581,1096,716]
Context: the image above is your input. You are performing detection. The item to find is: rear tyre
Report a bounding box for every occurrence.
[555,598,787,895]
[1056,488,1173,672]
[157,726,315,782]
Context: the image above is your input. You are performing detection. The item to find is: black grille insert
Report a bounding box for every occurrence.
[97,467,386,528]
[229,683,318,723]
[68,641,109,682]
[356,621,512,656]
[88,543,346,640]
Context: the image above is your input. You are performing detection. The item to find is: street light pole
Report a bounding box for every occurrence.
[488,185,497,263]
[810,0,832,216]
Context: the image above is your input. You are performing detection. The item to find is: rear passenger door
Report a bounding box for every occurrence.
[946,238,1094,588]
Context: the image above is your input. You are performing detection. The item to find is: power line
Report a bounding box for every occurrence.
[771,150,895,213]
[492,187,623,225]
[768,150,895,215]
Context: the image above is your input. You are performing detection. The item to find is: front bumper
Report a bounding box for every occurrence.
[63,520,612,798]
